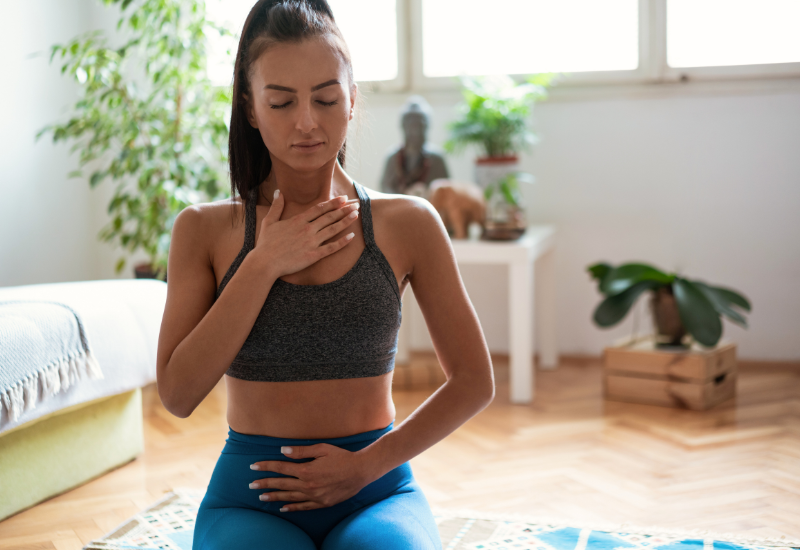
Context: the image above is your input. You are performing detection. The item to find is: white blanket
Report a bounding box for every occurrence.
[0,299,104,424]
[0,279,166,435]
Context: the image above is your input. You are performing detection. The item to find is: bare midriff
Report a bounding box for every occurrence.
[224,373,397,439]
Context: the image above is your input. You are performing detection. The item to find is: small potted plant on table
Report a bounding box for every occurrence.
[444,74,556,240]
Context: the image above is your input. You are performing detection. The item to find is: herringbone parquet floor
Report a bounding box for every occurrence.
[0,353,798,549]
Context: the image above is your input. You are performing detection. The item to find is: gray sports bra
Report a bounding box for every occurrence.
[214,181,402,382]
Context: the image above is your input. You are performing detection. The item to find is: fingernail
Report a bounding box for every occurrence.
[250,464,260,470]
[260,494,271,501]
[346,232,355,240]
[274,189,280,200]
[280,506,289,512]
[249,482,258,489]
[281,446,292,454]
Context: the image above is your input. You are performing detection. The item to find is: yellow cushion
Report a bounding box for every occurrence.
[0,388,143,521]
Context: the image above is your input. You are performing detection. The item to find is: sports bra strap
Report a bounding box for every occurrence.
[244,181,377,249]
[353,181,377,249]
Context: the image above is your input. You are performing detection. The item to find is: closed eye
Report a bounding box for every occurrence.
[270,100,339,110]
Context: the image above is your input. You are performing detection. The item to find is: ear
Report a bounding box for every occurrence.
[348,83,358,121]
[242,93,258,129]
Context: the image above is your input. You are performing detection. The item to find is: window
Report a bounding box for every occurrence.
[667,0,800,68]
[328,0,399,82]
[421,0,639,77]
[206,0,402,88]
[207,0,800,92]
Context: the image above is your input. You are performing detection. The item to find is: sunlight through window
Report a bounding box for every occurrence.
[206,0,398,86]
[668,0,800,68]
[422,0,638,77]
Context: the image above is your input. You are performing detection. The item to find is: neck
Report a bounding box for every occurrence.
[259,156,353,207]
[404,142,423,155]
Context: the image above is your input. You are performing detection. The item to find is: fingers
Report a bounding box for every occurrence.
[300,195,352,223]
[257,490,307,503]
[311,201,359,235]
[315,232,356,261]
[278,501,322,512]
[250,460,306,474]
[317,206,360,241]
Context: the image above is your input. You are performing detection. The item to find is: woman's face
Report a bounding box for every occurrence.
[245,37,356,172]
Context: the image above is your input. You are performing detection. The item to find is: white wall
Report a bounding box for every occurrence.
[348,84,800,361]
[0,0,94,286]
[2,4,797,360]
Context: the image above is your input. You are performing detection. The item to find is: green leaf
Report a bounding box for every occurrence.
[592,280,660,327]
[115,257,126,273]
[587,262,613,294]
[600,263,674,295]
[694,281,749,328]
[587,262,612,282]
[672,277,723,347]
[708,285,751,312]
[89,171,104,188]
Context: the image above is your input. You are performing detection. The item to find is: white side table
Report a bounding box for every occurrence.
[397,225,558,404]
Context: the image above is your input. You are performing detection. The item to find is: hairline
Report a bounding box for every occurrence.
[246,34,355,93]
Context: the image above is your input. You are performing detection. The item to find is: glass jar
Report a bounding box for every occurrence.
[481,172,533,240]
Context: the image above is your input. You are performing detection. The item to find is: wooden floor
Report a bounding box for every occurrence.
[1,353,799,549]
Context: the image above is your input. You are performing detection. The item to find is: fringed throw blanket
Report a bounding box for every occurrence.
[0,299,103,426]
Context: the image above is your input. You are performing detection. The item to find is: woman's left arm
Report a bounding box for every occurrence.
[357,197,495,482]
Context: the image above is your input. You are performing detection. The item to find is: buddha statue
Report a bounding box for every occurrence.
[380,95,450,196]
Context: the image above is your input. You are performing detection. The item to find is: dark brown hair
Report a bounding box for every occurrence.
[228,0,354,213]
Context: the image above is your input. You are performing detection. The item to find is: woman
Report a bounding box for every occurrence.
[156,1,494,548]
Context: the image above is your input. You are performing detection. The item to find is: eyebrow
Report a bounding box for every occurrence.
[264,79,340,93]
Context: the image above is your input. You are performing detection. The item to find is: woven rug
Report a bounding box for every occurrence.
[83,489,800,550]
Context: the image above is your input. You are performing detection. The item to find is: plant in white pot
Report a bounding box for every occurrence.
[443,73,556,239]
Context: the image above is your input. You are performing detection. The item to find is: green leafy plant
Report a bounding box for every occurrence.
[37,0,232,280]
[444,73,557,159]
[587,262,752,348]
[483,171,534,207]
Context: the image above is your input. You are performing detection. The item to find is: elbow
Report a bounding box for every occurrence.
[481,370,496,406]
[483,381,496,406]
[157,381,197,419]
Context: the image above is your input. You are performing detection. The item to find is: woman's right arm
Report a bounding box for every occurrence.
[155,205,278,418]
[156,192,359,418]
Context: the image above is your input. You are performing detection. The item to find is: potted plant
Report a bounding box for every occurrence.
[480,171,534,240]
[587,262,752,348]
[443,73,556,240]
[37,0,232,281]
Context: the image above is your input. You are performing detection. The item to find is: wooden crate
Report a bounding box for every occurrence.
[602,335,737,410]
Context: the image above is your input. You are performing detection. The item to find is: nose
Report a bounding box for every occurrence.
[295,99,317,134]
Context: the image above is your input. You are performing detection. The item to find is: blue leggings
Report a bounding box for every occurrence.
[193,421,442,550]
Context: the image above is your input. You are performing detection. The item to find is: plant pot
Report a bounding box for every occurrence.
[474,156,519,191]
[649,286,687,348]
[481,203,527,240]
[134,262,167,282]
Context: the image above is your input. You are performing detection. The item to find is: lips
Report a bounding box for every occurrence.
[292,141,324,153]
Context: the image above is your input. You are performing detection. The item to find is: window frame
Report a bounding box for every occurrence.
[358,0,800,93]
[347,0,409,92]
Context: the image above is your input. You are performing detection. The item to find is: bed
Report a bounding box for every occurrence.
[0,279,167,521]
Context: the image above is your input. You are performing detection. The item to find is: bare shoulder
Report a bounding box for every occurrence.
[173,196,246,264]
[362,186,451,278]
[363,186,442,234]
